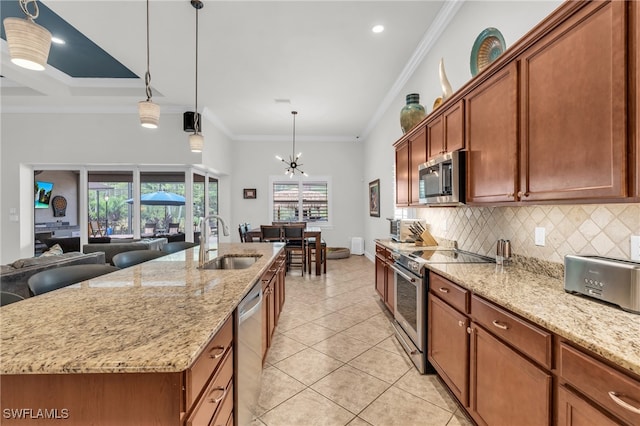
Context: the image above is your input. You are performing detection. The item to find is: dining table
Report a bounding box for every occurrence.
[246,227,323,275]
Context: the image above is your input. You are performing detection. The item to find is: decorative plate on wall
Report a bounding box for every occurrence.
[470,27,506,76]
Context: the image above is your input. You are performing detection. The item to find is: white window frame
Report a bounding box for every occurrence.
[268,175,332,228]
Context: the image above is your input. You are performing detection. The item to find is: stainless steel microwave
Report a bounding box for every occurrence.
[418,151,465,205]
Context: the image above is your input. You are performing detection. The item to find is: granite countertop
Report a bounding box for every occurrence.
[376,240,640,377]
[0,242,284,375]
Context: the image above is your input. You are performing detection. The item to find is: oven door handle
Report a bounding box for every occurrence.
[389,263,418,283]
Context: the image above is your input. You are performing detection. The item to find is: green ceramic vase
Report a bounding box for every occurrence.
[400,93,426,134]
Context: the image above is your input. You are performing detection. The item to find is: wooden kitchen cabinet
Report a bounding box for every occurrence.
[427,100,464,160]
[469,323,552,426]
[465,62,519,204]
[518,0,628,202]
[557,385,620,426]
[395,140,410,206]
[559,342,640,426]
[394,124,428,207]
[374,243,394,313]
[633,0,640,199]
[261,251,286,363]
[428,292,469,406]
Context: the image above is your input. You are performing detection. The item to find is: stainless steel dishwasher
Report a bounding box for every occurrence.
[237,281,263,425]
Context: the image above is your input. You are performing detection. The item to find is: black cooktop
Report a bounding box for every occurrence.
[407,249,493,264]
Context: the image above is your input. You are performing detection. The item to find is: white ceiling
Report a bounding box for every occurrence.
[1,1,461,142]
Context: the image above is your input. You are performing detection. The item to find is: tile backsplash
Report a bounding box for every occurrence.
[415,203,640,264]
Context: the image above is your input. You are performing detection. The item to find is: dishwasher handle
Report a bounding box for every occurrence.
[239,284,262,324]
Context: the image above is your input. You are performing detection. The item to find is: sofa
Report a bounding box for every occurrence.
[1,251,106,299]
[82,238,167,265]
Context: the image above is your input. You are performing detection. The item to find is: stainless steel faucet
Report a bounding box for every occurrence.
[198,215,230,267]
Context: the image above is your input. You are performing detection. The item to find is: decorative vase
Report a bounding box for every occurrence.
[400,93,426,134]
[439,58,454,100]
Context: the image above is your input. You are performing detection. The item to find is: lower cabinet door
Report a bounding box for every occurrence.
[469,324,551,426]
[428,293,469,406]
[557,385,620,426]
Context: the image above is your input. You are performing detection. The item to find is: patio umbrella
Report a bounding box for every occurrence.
[126,191,186,228]
[126,190,186,206]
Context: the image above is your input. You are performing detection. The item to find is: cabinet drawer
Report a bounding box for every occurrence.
[557,385,620,426]
[560,343,640,426]
[209,384,234,426]
[375,244,388,256]
[185,316,233,408]
[429,272,469,314]
[471,295,551,369]
[186,349,233,426]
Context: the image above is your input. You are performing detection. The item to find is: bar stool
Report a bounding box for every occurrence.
[112,250,166,268]
[306,236,327,274]
[28,264,119,296]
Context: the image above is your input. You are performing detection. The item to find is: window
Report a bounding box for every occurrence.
[270,177,330,225]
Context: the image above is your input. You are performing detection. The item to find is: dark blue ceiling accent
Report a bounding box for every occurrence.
[1,0,138,78]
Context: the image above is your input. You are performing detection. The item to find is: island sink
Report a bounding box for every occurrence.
[200,254,262,270]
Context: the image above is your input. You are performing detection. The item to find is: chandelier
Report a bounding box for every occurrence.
[276,111,307,178]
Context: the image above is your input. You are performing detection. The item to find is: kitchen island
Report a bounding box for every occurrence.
[0,242,284,425]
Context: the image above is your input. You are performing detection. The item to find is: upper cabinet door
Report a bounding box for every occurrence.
[519,0,627,201]
[395,140,410,206]
[444,100,465,155]
[634,0,640,199]
[465,62,519,204]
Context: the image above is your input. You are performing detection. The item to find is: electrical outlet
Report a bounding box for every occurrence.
[535,227,546,246]
[631,235,640,261]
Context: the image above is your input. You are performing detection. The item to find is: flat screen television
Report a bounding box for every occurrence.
[35,181,54,209]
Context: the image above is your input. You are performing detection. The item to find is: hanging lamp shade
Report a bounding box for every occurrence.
[189,133,204,153]
[3,16,52,71]
[138,100,160,128]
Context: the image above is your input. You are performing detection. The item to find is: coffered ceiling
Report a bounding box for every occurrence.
[1,1,461,142]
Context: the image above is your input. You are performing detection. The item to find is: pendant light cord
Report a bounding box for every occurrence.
[291,111,297,158]
[145,0,152,101]
[193,5,200,133]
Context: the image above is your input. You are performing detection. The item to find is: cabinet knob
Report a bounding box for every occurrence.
[517,191,529,198]
[458,320,464,327]
[466,327,473,335]
[438,287,450,293]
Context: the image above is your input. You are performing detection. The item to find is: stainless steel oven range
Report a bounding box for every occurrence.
[391,249,492,374]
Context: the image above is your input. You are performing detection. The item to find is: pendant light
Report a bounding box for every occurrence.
[3,0,52,71]
[276,111,308,178]
[189,0,204,153]
[138,0,160,129]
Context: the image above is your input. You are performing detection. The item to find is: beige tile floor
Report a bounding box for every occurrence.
[252,255,473,426]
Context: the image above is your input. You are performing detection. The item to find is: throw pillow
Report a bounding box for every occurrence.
[41,243,64,257]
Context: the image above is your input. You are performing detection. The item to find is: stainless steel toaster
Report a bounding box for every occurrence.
[564,254,640,314]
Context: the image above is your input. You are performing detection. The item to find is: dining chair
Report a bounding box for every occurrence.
[167,223,180,235]
[260,225,283,242]
[142,222,156,237]
[89,220,104,237]
[306,235,327,274]
[283,224,306,273]
[27,264,119,296]
[238,224,247,242]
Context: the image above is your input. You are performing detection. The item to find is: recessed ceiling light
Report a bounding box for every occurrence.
[372,25,384,34]
[51,36,66,45]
